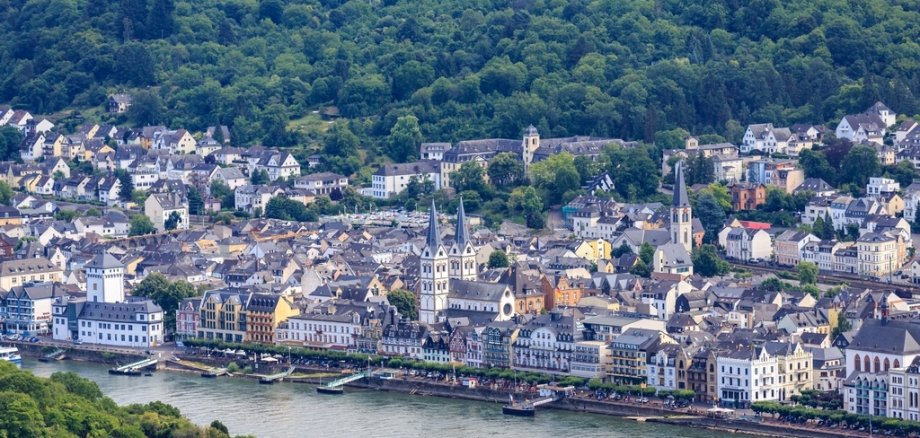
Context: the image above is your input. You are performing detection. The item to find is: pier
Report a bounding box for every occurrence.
[38,349,66,362]
[109,358,158,375]
[202,367,229,378]
[258,366,295,384]
[316,370,371,394]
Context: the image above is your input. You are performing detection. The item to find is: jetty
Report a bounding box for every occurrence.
[39,349,66,362]
[258,366,295,384]
[109,358,158,376]
[202,367,228,378]
[316,370,371,394]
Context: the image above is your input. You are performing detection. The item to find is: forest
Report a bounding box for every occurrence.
[1,0,919,158]
[0,361,243,437]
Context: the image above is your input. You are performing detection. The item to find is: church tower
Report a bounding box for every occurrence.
[86,253,125,303]
[521,125,540,172]
[419,201,449,324]
[671,161,693,253]
[449,197,478,281]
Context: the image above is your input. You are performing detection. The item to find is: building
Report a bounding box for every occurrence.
[197,289,252,343]
[857,232,900,278]
[370,160,441,199]
[513,310,581,374]
[85,253,124,303]
[836,114,887,145]
[244,293,298,344]
[175,297,200,340]
[670,162,693,253]
[571,340,612,379]
[293,172,349,196]
[0,258,64,290]
[0,282,68,334]
[418,201,448,324]
[448,199,477,282]
[774,230,820,267]
[145,193,189,232]
[608,328,672,384]
[730,183,767,211]
[868,177,900,196]
[724,227,773,262]
[107,94,133,113]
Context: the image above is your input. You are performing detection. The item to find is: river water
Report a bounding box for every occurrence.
[24,359,739,438]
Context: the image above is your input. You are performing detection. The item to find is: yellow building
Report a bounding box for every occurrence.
[198,290,250,343]
[0,258,64,290]
[574,239,613,264]
[857,232,900,278]
[245,293,299,344]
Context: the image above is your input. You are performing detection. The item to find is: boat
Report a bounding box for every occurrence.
[316,385,344,395]
[502,395,535,417]
[143,371,153,376]
[0,346,22,364]
[259,377,275,385]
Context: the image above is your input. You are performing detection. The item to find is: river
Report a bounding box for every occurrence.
[24,359,741,438]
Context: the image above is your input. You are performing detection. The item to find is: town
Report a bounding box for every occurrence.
[4,96,920,434]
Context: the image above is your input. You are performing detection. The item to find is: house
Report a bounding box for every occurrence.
[716,342,813,408]
[608,328,675,384]
[107,94,133,113]
[212,167,247,190]
[653,243,693,278]
[0,282,69,334]
[144,192,189,232]
[866,101,897,127]
[730,183,766,211]
[175,297,200,340]
[795,178,835,197]
[0,257,63,290]
[252,150,301,181]
[513,309,582,374]
[197,289,252,343]
[774,230,820,267]
[741,123,773,153]
[723,227,773,262]
[294,172,349,196]
[836,114,886,145]
[244,293,299,344]
[234,184,283,215]
[371,160,442,199]
[856,232,901,278]
[867,177,900,196]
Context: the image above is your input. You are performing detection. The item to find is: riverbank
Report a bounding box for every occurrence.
[13,343,866,438]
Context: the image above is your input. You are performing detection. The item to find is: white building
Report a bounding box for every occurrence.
[723,227,773,262]
[371,160,441,199]
[85,253,124,303]
[144,193,189,232]
[867,177,900,196]
[278,311,362,350]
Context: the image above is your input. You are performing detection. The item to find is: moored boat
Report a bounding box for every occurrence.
[502,396,535,417]
[0,346,22,364]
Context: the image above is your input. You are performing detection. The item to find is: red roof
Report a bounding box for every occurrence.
[738,220,771,230]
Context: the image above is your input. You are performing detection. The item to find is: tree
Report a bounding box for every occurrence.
[693,244,730,277]
[488,152,525,187]
[129,215,156,236]
[0,126,23,161]
[134,273,197,334]
[387,115,423,162]
[529,152,580,205]
[612,242,633,258]
[164,211,182,231]
[913,204,920,233]
[685,154,714,186]
[840,145,880,188]
[250,169,269,185]
[798,149,836,186]
[187,187,204,215]
[833,314,852,337]
[629,258,651,277]
[387,289,417,320]
[452,162,490,196]
[813,216,828,239]
[606,146,660,201]
[145,0,176,39]
[210,180,234,210]
[126,90,165,126]
[488,250,510,268]
[639,242,655,266]
[693,192,726,243]
[0,182,13,206]
[0,391,44,437]
[797,261,819,285]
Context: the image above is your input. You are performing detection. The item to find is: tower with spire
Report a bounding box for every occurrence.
[419,201,449,324]
[671,161,693,253]
[449,197,478,281]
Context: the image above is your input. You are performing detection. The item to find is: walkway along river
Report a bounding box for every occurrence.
[24,359,744,438]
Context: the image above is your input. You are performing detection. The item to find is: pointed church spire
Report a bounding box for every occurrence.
[456,196,469,246]
[426,200,441,249]
[673,161,689,207]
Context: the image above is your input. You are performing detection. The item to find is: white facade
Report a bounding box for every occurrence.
[278,313,361,349]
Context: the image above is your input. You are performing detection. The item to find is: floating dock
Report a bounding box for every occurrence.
[258,366,295,384]
[109,358,158,376]
[316,370,370,394]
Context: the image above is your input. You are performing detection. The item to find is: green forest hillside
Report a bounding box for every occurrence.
[1,0,918,156]
[0,361,241,437]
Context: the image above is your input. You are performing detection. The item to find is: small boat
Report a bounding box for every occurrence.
[259,377,275,385]
[316,385,344,395]
[0,346,22,364]
[144,371,153,376]
[503,396,535,417]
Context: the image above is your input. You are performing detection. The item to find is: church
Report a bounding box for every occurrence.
[418,199,515,324]
[653,161,694,278]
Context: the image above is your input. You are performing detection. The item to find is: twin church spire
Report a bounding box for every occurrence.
[419,197,477,324]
